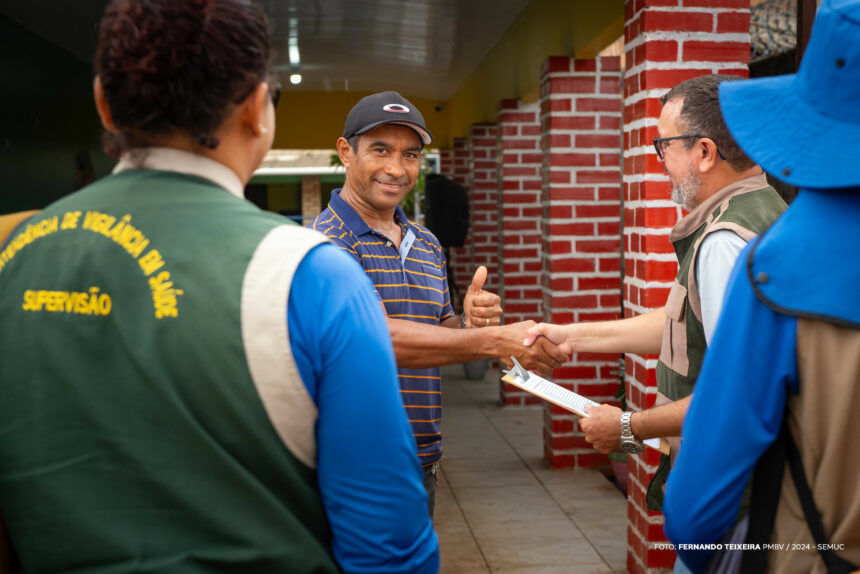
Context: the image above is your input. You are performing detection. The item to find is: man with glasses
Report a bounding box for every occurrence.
[523,74,786,531]
[665,1,860,570]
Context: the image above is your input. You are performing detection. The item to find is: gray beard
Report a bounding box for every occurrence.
[671,185,685,207]
[671,169,702,211]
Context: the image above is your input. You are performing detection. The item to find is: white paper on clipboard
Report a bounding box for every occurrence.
[502,357,667,454]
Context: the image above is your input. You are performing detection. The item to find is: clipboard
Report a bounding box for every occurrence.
[502,356,671,456]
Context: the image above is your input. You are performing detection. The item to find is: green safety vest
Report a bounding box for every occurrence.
[647,176,787,511]
[0,169,340,573]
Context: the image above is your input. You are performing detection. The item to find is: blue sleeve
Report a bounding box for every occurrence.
[315,225,384,302]
[663,243,798,573]
[287,243,439,574]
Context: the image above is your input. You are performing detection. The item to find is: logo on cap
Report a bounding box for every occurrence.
[382,103,410,113]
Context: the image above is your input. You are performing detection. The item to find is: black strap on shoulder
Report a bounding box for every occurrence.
[785,428,858,573]
[740,422,787,573]
[740,416,858,574]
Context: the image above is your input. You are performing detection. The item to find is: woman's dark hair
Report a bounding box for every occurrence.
[95,0,270,153]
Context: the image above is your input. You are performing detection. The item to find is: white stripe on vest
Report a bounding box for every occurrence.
[241,225,328,469]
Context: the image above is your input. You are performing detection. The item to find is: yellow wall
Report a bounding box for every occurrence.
[444,0,624,146]
[272,0,623,150]
[273,91,450,150]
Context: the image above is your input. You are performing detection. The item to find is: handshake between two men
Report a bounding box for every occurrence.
[387,264,647,454]
[386,266,569,376]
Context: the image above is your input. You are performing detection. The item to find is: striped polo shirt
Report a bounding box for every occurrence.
[310,189,453,467]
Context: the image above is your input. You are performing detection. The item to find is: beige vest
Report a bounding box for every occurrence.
[768,319,860,573]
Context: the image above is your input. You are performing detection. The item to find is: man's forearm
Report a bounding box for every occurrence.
[630,395,692,439]
[566,307,666,355]
[387,317,501,368]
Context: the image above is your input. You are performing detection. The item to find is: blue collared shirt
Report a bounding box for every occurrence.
[664,188,860,572]
[663,241,799,573]
[310,189,454,466]
[289,244,438,573]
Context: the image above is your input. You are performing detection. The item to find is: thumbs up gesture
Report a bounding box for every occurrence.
[462,266,503,328]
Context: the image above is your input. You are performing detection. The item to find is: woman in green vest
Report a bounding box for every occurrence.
[0,1,439,572]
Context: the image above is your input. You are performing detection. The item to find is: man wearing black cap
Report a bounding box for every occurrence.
[664,1,860,571]
[311,91,566,516]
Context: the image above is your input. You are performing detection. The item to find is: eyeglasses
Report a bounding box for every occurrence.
[269,82,281,110]
[236,80,281,110]
[653,134,726,161]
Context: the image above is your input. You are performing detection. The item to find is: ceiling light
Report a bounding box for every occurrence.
[288,18,300,65]
[290,74,302,85]
[288,38,301,66]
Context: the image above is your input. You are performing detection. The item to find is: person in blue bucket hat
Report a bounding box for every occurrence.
[663,0,860,572]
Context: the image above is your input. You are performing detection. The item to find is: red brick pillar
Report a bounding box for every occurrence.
[447,137,472,310]
[439,149,455,180]
[539,55,624,469]
[450,137,470,187]
[623,1,750,572]
[468,124,499,295]
[496,99,543,406]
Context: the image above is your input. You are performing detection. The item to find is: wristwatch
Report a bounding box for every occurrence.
[620,411,643,454]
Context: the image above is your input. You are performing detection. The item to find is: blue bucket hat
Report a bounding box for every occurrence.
[719,0,860,189]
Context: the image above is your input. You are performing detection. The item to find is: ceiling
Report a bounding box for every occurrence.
[260,0,532,99]
[3,0,533,100]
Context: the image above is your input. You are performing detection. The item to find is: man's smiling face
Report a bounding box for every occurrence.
[342,124,423,213]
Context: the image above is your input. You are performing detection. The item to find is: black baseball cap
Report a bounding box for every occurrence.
[342,91,432,145]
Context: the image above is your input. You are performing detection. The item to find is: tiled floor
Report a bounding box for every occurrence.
[436,364,628,574]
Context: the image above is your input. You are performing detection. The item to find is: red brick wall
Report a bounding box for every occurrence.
[623,0,750,572]
[539,55,624,469]
[450,137,470,187]
[439,148,455,181]
[496,99,543,406]
[448,137,473,310]
[468,124,500,296]
[445,128,501,314]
